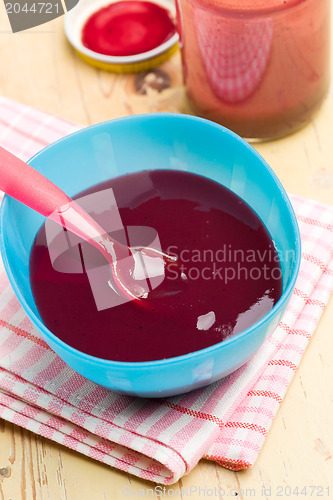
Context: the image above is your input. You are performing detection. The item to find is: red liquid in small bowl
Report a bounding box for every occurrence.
[29,170,282,362]
[81,1,176,57]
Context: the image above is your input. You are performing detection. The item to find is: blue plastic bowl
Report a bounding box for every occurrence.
[0,114,301,397]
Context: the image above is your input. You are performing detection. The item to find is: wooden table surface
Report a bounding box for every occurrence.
[0,4,333,499]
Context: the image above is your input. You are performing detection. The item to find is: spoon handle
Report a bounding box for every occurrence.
[0,146,113,245]
[0,146,71,217]
[0,146,140,300]
[0,146,174,301]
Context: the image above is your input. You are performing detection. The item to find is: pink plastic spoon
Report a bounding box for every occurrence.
[0,146,175,302]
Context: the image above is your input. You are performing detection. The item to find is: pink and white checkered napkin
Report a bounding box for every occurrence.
[0,97,333,484]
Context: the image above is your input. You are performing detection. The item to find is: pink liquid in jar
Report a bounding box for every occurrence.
[176,0,330,139]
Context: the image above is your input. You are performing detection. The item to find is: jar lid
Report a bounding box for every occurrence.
[64,0,179,73]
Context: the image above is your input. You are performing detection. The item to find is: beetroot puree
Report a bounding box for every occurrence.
[177,0,330,139]
[81,1,175,57]
[29,170,282,362]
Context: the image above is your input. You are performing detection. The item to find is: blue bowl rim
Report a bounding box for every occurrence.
[0,112,301,369]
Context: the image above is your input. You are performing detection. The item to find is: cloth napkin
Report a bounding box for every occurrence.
[0,96,333,484]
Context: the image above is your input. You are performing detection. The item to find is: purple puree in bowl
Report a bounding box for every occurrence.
[29,170,282,362]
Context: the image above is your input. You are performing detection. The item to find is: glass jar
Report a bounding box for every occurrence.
[176,0,330,140]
